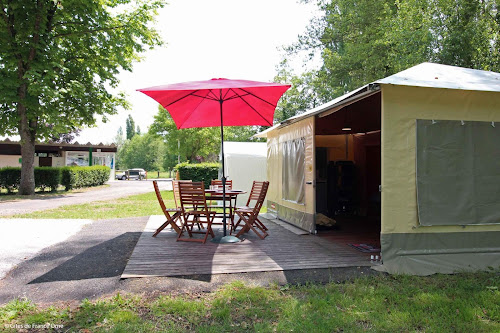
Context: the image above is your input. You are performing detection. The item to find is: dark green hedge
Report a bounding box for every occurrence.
[61,166,110,190]
[174,162,220,188]
[0,167,21,193]
[0,166,110,192]
[34,167,61,192]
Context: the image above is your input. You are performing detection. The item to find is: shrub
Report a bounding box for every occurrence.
[174,162,220,188]
[0,166,110,193]
[34,167,61,192]
[61,167,78,191]
[0,167,21,193]
[61,166,110,190]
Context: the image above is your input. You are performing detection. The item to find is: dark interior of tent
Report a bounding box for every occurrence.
[314,92,382,251]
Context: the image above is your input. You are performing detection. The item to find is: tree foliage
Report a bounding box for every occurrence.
[149,106,262,163]
[125,114,137,140]
[276,0,500,120]
[113,126,125,169]
[119,133,165,171]
[0,0,165,194]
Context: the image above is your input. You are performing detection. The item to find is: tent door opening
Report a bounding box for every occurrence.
[314,91,382,258]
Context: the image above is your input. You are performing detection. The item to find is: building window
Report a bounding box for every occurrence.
[282,138,305,204]
[66,152,89,167]
[93,152,114,168]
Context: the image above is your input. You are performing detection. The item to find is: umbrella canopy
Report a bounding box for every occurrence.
[137,78,290,128]
[138,78,290,242]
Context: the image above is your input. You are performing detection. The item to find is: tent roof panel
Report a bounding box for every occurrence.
[255,63,500,138]
[377,62,500,92]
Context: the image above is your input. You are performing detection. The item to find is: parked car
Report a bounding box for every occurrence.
[115,168,147,180]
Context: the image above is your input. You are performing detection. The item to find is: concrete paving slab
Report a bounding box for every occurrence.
[0,219,93,279]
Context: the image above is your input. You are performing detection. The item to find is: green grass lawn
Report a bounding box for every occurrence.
[1,272,499,332]
[10,190,266,219]
[146,171,174,179]
[10,191,174,219]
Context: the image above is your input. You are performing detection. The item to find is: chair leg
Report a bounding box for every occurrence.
[235,212,268,240]
[255,217,269,231]
[153,211,181,237]
[255,217,268,231]
[231,215,245,235]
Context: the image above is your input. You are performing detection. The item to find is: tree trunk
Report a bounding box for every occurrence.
[19,132,36,195]
[17,87,36,195]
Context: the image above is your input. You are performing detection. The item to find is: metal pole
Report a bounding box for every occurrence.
[219,97,227,237]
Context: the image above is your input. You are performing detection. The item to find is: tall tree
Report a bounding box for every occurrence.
[125,114,136,140]
[0,0,165,194]
[278,0,500,117]
[113,126,125,170]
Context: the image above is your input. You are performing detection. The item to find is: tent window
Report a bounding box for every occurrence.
[282,138,305,204]
[416,119,500,226]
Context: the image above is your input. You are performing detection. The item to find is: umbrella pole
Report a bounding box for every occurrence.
[211,98,240,244]
[220,100,227,237]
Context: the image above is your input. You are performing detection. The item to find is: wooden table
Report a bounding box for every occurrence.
[205,189,246,231]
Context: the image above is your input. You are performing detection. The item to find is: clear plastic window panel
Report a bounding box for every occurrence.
[282,138,305,204]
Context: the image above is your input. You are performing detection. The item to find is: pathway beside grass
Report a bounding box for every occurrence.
[11,190,175,219]
[0,180,165,217]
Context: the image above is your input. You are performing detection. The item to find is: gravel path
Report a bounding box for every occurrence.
[0,179,172,217]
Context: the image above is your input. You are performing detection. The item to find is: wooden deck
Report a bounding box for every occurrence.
[121,215,376,278]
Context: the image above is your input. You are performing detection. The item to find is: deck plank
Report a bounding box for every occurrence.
[121,215,375,278]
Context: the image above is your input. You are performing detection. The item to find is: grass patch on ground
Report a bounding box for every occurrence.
[146,171,174,179]
[0,184,110,202]
[1,272,499,332]
[10,191,173,219]
[10,190,265,219]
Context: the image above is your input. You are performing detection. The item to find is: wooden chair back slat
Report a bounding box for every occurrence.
[211,179,232,190]
[173,180,192,209]
[178,181,208,210]
[153,181,168,212]
[251,181,269,215]
[246,181,266,205]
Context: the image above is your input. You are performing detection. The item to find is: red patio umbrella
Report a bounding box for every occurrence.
[138,78,290,243]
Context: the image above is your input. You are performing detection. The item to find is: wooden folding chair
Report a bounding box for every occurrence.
[207,179,235,227]
[177,181,216,244]
[233,181,269,233]
[233,181,270,239]
[152,181,182,237]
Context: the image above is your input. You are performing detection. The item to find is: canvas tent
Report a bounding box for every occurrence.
[220,141,267,205]
[256,63,500,275]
